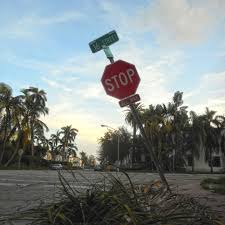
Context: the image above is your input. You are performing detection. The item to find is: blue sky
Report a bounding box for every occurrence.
[0,0,225,156]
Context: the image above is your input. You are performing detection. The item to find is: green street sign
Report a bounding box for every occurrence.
[89,30,119,53]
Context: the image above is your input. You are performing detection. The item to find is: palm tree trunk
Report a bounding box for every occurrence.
[171,133,176,172]
[210,149,213,173]
[133,123,137,143]
[30,121,34,157]
[0,123,8,164]
[173,149,176,172]
[191,150,195,173]
[4,131,22,167]
[132,123,137,168]
[62,144,66,162]
[6,124,17,143]
[53,152,57,161]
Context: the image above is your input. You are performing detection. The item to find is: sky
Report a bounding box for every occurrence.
[0,0,225,157]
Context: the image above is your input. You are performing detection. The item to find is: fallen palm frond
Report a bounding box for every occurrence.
[1,171,224,225]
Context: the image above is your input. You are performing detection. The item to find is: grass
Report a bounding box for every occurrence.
[201,177,225,194]
[1,171,224,225]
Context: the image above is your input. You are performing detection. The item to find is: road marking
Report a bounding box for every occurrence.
[0,182,29,187]
[0,182,104,189]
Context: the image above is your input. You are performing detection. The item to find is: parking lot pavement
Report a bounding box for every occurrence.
[0,170,224,220]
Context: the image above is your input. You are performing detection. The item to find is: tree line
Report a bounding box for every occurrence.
[98,91,225,172]
[0,83,79,168]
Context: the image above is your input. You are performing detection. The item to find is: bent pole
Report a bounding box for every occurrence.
[103,45,170,192]
[129,102,171,192]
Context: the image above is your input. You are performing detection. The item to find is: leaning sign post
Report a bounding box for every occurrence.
[89,30,170,191]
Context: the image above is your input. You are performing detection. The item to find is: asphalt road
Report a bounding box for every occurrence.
[0,170,224,223]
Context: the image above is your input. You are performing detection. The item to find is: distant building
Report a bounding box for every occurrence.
[186,129,225,172]
[44,151,52,161]
[186,149,225,172]
[68,156,82,167]
[43,151,62,161]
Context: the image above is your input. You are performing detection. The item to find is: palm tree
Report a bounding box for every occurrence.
[33,119,49,146]
[0,83,14,164]
[203,107,220,173]
[65,143,78,161]
[220,129,225,161]
[3,96,25,167]
[214,115,225,154]
[51,131,61,147]
[59,125,78,161]
[188,111,206,172]
[142,104,173,169]
[169,92,189,171]
[142,92,189,171]
[49,131,61,160]
[125,103,144,161]
[20,87,48,156]
[80,151,88,167]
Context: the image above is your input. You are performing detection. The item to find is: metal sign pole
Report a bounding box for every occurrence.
[89,31,170,191]
[129,103,170,191]
[103,47,170,192]
[103,45,114,63]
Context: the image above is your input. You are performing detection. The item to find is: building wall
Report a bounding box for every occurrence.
[186,149,225,172]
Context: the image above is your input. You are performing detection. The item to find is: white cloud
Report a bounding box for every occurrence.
[27,12,84,26]
[116,40,183,105]
[134,0,225,44]
[76,83,105,100]
[5,55,56,71]
[5,52,106,80]
[44,110,102,143]
[42,77,73,92]
[2,11,84,39]
[201,71,225,88]
[42,96,125,156]
[184,70,225,114]
[5,37,184,156]
[96,0,225,45]
[4,17,224,156]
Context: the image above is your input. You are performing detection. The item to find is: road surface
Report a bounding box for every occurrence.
[0,170,224,222]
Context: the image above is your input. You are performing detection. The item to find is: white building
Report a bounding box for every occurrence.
[186,149,225,172]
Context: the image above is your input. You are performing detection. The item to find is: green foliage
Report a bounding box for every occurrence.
[1,82,225,172]
[0,81,79,166]
[201,177,225,194]
[1,172,223,224]
[87,154,96,167]
[21,155,50,168]
[98,126,132,164]
[97,90,225,172]
[80,151,88,166]
[0,83,49,166]
[201,177,225,185]
[57,125,78,161]
[0,143,17,164]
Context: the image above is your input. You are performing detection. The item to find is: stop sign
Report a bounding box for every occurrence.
[101,60,140,99]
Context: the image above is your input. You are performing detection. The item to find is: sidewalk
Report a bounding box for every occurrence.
[174,182,225,222]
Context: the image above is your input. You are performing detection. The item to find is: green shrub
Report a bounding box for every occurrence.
[201,177,225,194]
[1,143,17,164]
[21,155,50,168]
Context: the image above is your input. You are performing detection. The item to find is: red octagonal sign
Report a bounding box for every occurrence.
[101,60,140,100]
